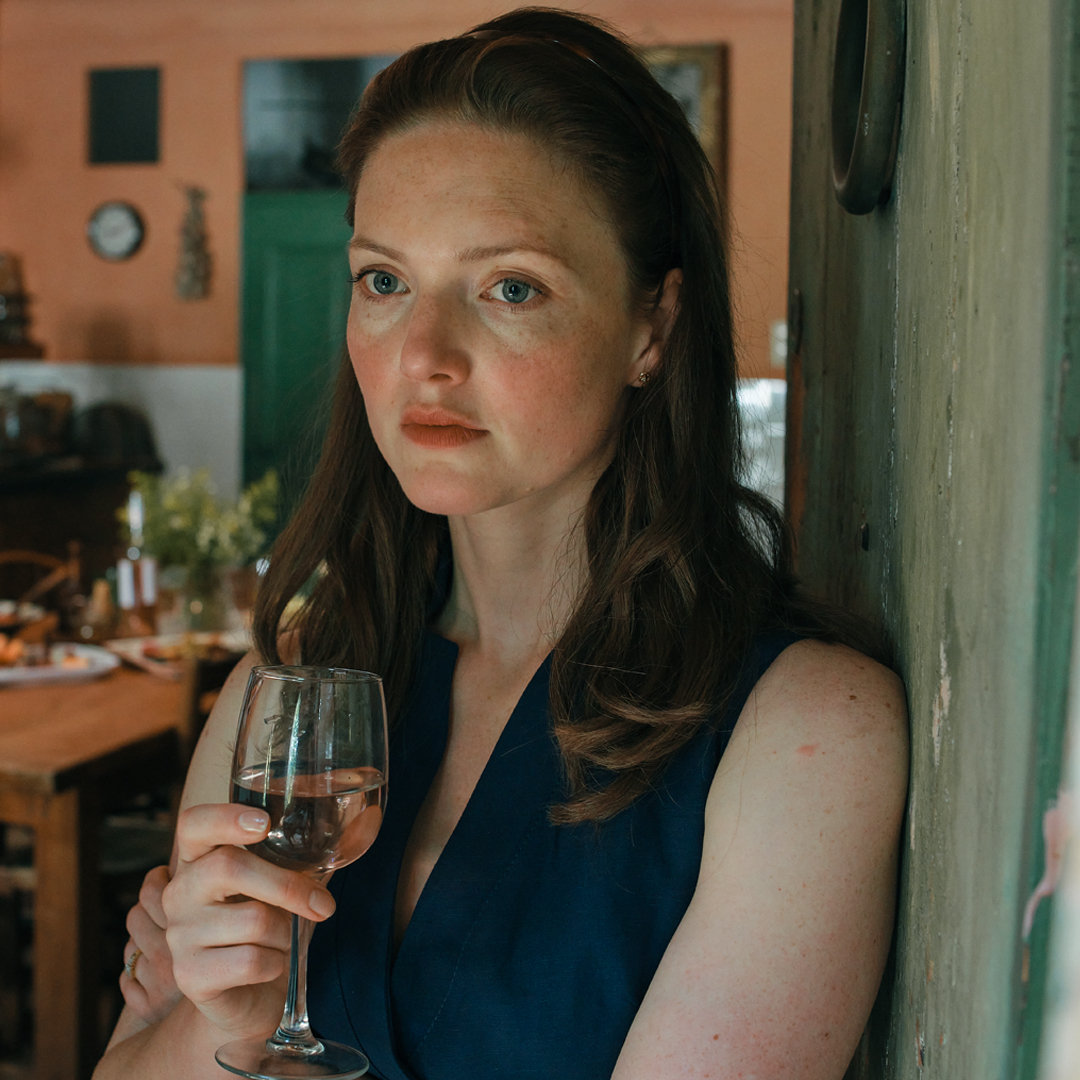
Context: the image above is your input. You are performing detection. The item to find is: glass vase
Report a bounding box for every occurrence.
[184,563,227,633]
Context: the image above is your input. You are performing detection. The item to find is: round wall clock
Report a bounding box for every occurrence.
[86,201,145,261]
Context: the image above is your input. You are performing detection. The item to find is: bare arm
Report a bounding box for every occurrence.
[95,648,335,1079]
[106,655,252,1052]
[98,652,256,1075]
[611,640,909,1079]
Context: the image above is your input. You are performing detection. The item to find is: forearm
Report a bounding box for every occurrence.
[94,997,230,1080]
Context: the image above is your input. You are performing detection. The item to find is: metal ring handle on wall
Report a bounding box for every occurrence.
[831,0,907,214]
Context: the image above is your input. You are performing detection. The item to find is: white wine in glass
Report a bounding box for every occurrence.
[215,665,388,1080]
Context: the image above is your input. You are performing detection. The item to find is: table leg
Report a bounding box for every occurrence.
[33,786,100,1080]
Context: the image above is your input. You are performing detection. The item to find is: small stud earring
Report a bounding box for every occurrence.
[637,371,651,386]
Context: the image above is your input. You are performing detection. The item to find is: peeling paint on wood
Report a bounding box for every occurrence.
[931,642,950,770]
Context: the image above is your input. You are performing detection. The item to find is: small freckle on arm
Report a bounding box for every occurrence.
[849,694,858,700]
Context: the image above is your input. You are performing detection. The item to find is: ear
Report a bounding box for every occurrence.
[627,268,682,386]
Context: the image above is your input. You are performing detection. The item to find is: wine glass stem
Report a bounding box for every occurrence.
[268,914,321,1053]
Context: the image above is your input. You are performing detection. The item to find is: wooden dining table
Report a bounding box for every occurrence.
[0,666,184,1080]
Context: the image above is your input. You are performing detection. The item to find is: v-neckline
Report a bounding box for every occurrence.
[324,631,561,1080]
[391,631,556,971]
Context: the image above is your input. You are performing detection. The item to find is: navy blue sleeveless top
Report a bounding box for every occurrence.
[308,630,797,1080]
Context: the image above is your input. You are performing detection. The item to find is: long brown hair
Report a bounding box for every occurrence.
[254,8,880,823]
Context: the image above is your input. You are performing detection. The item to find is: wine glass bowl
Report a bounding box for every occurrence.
[232,762,385,875]
[215,665,388,1080]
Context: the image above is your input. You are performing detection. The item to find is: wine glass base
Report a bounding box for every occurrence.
[215,1037,369,1080]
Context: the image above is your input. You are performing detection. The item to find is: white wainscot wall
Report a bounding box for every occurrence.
[0,360,242,499]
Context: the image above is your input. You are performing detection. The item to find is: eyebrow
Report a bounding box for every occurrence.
[348,236,570,268]
[348,237,406,260]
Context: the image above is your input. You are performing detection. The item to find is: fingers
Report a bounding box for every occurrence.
[139,865,170,928]
[172,804,335,922]
[161,801,335,1012]
[179,899,292,951]
[165,843,335,923]
[122,899,182,1027]
[119,938,162,1023]
[120,964,153,1015]
[126,903,170,966]
[171,944,288,1003]
[175,803,272,865]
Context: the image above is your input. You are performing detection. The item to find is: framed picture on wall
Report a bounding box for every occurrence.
[638,44,729,205]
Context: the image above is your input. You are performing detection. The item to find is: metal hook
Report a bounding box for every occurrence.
[831,0,907,214]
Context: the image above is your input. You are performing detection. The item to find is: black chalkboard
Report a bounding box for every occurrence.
[89,67,160,164]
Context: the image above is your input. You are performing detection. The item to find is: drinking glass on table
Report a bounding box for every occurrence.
[215,665,388,1080]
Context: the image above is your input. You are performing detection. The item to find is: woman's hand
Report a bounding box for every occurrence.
[120,865,182,1026]
[161,803,337,1041]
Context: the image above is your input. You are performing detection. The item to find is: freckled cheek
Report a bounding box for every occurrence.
[347,322,396,401]
[496,370,619,462]
[492,354,571,438]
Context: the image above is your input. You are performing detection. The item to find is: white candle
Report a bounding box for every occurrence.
[117,559,137,610]
[139,557,158,606]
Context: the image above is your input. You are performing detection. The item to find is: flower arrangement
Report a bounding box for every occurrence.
[119,469,279,622]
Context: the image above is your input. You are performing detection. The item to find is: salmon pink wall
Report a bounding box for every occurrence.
[0,0,792,375]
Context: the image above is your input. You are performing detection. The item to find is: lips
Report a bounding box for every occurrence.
[400,406,488,449]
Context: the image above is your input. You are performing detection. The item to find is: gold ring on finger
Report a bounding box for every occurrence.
[124,948,143,982]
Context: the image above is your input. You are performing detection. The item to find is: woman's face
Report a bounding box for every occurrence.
[346,121,661,521]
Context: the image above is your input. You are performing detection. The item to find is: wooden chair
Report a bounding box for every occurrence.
[0,542,81,605]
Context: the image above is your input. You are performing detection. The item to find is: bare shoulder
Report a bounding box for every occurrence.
[176,651,259,816]
[743,637,906,743]
[167,650,259,873]
[704,637,909,889]
[177,631,300,818]
[713,640,907,799]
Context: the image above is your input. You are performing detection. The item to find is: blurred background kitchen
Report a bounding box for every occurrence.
[0,0,792,1074]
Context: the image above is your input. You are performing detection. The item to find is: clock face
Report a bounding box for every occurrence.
[86,201,145,260]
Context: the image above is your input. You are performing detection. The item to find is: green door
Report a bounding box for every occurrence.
[242,190,352,508]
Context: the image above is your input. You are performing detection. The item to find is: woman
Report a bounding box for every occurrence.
[95,9,908,1079]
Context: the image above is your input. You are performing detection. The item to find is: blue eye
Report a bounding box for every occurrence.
[370,271,402,295]
[498,279,536,304]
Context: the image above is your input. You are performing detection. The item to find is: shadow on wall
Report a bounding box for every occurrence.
[86,313,136,362]
[57,311,165,364]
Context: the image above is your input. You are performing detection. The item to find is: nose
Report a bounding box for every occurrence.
[399,290,471,384]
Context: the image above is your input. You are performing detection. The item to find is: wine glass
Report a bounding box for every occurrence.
[215,665,388,1080]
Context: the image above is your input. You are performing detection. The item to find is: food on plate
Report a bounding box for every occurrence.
[0,635,51,668]
[141,635,238,664]
[0,634,25,666]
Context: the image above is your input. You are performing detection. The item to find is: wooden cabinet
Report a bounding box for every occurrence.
[0,465,129,596]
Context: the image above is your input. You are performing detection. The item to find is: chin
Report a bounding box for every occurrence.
[395,472,504,518]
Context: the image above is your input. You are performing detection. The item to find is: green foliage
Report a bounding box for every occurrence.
[119,469,279,577]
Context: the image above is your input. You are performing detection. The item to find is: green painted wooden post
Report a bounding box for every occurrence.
[241,190,352,511]
[1017,0,1080,1073]
[788,0,1080,1074]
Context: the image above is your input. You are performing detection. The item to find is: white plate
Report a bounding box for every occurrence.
[0,644,120,687]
